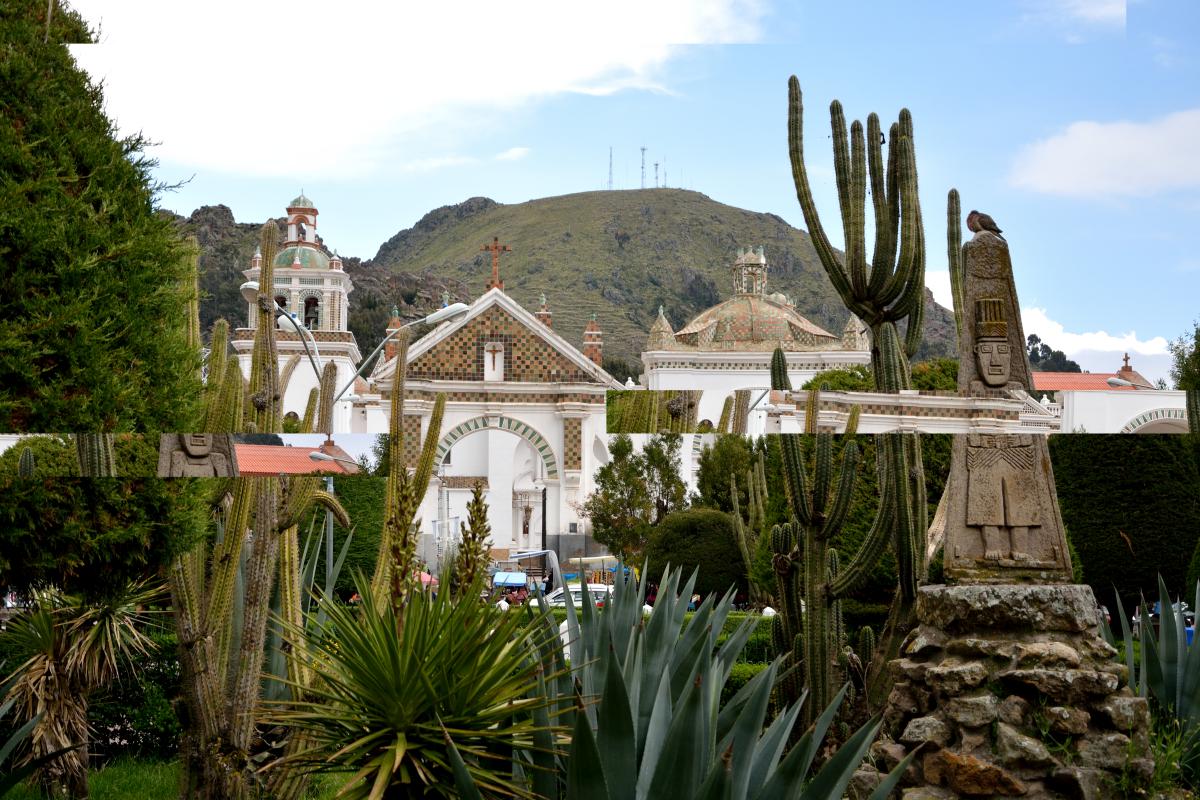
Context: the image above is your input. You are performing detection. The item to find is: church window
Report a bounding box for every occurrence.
[304,296,320,329]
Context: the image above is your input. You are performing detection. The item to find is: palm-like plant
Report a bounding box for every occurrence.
[2,579,163,798]
[266,577,559,799]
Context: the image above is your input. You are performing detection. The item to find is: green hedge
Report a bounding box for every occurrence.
[721,662,771,705]
[645,509,747,596]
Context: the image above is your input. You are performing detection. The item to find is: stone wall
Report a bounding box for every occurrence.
[876,584,1151,799]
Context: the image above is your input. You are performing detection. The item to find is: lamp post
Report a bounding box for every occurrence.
[1106,377,1145,390]
[240,279,469,430]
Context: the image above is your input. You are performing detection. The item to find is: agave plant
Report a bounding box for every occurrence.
[504,565,914,800]
[265,575,559,799]
[2,579,163,799]
[1115,576,1200,783]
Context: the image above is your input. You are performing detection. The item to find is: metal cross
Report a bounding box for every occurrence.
[485,342,504,370]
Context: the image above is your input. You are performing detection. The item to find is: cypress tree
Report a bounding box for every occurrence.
[0,0,201,431]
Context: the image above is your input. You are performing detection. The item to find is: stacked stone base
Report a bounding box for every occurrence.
[874,584,1151,800]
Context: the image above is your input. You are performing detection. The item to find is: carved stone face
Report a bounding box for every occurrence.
[975,338,1011,387]
[181,433,213,457]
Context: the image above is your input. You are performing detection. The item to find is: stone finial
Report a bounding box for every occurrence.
[535,292,553,329]
[582,314,603,366]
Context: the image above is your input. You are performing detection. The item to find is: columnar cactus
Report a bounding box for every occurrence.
[18,446,35,478]
[786,79,930,687]
[75,433,116,477]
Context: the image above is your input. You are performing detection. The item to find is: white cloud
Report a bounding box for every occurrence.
[1009,109,1200,197]
[68,0,764,178]
[1022,306,1169,356]
[1051,0,1125,25]
[495,147,531,162]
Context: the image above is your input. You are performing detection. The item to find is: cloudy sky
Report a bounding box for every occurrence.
[70,0,1198,384]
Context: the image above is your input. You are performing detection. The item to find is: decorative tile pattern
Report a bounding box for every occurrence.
[408,307,596,383]
[402,414,423,466]
[441,476,489,490]
[405,389,604,405]
[562,418,582,470]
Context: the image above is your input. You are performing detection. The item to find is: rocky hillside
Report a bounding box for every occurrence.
[370,189,956,366]
[180,189,956,370]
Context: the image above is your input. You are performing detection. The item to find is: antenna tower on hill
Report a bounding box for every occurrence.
[608,147,613,190]
[654,162,659,188]
[640,146,647,189]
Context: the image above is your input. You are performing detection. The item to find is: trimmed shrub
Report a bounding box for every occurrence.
[645,509,747,597]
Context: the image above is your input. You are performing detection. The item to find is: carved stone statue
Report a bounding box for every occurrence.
[943,234,1071,582]
[157,433,239,477]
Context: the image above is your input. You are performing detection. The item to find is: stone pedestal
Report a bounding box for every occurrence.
[879,584,1151,799]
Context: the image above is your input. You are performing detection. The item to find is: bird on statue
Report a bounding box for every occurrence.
[966,210,1004,240]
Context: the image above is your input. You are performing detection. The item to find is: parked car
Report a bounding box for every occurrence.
[528,583,614,609]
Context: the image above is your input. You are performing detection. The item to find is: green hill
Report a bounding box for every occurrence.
[369,189,956,367]
[184,189,957,370]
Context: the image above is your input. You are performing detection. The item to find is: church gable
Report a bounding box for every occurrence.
[408,305,597,383]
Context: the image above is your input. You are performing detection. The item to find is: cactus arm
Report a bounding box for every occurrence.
[843,405,861,436]
[877,125,922,310]
[717,396,733,433]
[279,353,302,398]
[770,348,792,392]
[300,388,319,433]
[947,189,964,339]
[314,362,338,434]
[779,434,811,524]
[846,118,868,302]
[788,78,851,301]
[867,114,897,294]
[830,464,896,599]
[308,489,351,529]
[811,434,833,525]
[820,440,859,539]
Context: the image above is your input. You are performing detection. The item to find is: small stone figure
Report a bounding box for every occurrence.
[966,209,1004,239]
[158,433,239,477]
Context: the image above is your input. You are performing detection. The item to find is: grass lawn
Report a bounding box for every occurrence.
[4,759,348,799]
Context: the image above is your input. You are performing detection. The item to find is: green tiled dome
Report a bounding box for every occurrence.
[289,192,314,208]
[274,246,330,271]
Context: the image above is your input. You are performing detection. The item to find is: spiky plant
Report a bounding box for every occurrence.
[731,450,773,607]
[786,79,931,693]
[452,481,493,600]
[717,395,734,433]
[265,577,557,799]
[3,580,163,799]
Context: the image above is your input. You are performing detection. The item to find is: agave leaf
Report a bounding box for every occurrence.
[866,745,920,800]
[566,698,610,800]
[697,743,735,800]
[441,720,483,800]
[1114,588,1138,696]
[645,673,708,800]
[746,700,804,799]
[597,645,637,800]
[636,668,675,800]
[796,717,881,800]
[789,684,850,785]
[717,660,778,800]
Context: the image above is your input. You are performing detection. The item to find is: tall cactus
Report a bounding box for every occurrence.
[732,450,772,607]
[167,220,354,800]
[769,346,918,722]
[18,446,35,478]
[75,433,116,476]
[786,78,930,691]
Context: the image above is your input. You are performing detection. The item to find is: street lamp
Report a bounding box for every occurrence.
[308,450,361,471]
[330,302,470,404]
[1106,377,1137,389]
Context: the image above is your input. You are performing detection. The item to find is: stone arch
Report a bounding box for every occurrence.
[299,288,322,330]
[436,416,559,480]
[1120,407,1188,433]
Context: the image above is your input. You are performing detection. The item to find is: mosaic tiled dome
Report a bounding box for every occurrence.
[673,293,837,351]
[274,245,331,271]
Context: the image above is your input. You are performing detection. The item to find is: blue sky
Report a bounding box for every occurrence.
[71,0,1198,384]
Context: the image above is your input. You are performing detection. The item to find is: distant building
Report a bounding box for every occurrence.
[357,282,621,564]
[640,246,870,432]
[1033,354,1188,433]
[231,194,361,429]
[234,436,362,476]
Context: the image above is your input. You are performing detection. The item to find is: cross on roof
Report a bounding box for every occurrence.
[482,236,511,290]
[1122,352,1131,369]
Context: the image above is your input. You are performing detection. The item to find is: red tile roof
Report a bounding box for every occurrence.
[1031,373,1133,391]
[234,444,360,476]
